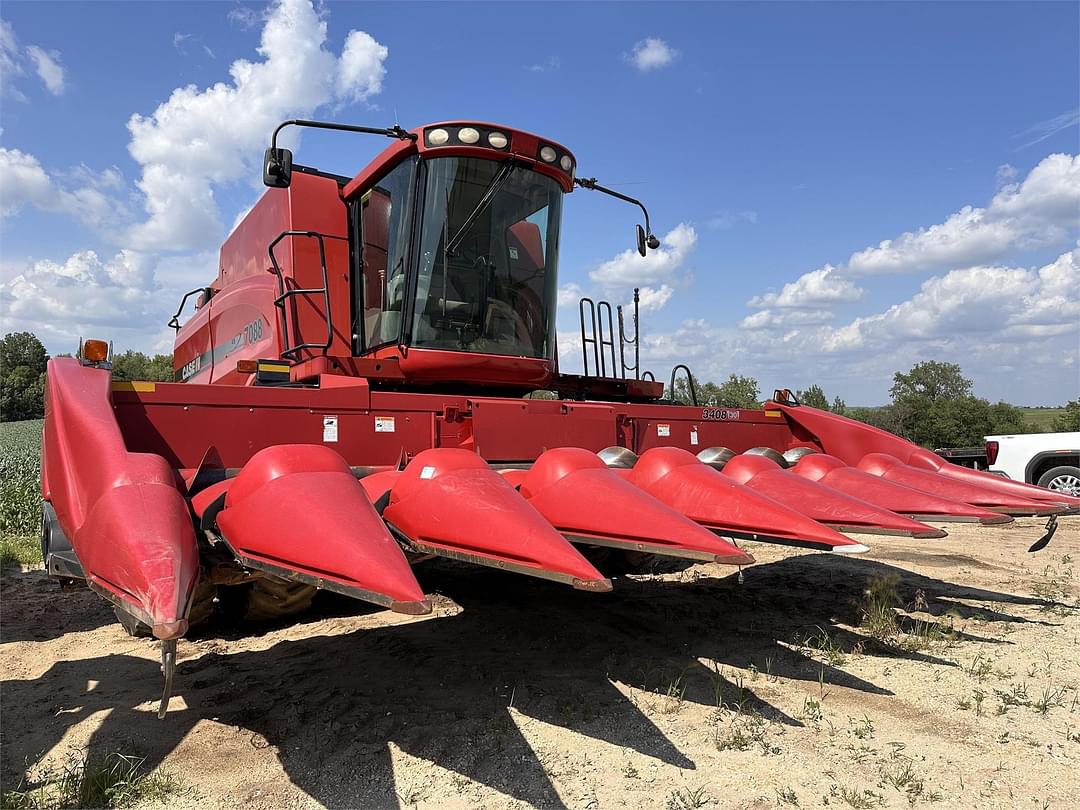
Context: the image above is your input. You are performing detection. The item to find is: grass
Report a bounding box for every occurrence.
[0,751,184,809]
[858,575,953,652]
[0,419,43,569]
[1017,407,1068,431]
[666,786,712,809]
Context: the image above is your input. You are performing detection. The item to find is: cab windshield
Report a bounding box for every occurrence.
[412,157,562,358]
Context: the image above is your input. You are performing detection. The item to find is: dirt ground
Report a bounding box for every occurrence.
[2,517,1078,809]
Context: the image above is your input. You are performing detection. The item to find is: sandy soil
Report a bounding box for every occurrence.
[2,517,1078,809]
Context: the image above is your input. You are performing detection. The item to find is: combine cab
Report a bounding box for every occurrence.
[41,119,1079,716]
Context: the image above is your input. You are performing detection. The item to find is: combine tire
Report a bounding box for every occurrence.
[113,577,218,638]
[244,576,317,622]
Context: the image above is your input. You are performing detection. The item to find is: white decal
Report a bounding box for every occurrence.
[323,415,339,443]
[375,416,396,433]
[690,429,699,446]
[657,423,671,437]
[420,465,436,479]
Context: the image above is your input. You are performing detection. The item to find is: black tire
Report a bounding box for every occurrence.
[244,576,317,622]
[113,577,218,637]
[1037,465,1080,497]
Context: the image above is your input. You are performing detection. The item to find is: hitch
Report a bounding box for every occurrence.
[157,639,177,719]
[1027,514,1058,553]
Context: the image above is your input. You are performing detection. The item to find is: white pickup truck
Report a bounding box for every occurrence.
[984,431,1080,496]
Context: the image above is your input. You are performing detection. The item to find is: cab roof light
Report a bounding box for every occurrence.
[425,125,512,150]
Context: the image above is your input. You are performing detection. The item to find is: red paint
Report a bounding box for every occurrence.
[519,448,754,564]
[792,454,1012,524]
[627,447,865,552]
[719,454,945,538]
[857,453,1062,516]
[216,444,428,612]
[43,359,198,637]
[376,449,610,588]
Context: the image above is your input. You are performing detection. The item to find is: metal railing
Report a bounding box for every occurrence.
[267,231,335,361]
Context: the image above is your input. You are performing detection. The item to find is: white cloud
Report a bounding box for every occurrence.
[707,210,757,230]
[848,153,1080,275]
[814,250,1079,353]
[748,264,863,309]
[2,251,158,346]
[630,250,1080,404]
[557,282,583,308]
[337,30,387,103]
[125,0,389,251]
[0,0,389,357]
[526,56,560,73]
[1,22,67,99]
[636,284,674,313]
[0,21,25,100]
[227,6,262,30]
[589,222,697,289]
[25,45,64,95]
[628,38,677,71]
[0,147,129,229]
[1014,109,1080,150]
[738,308,834,330]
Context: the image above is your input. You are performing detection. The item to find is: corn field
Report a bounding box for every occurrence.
[1,419,43,566]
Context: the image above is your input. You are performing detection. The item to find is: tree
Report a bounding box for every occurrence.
[0,332,49,421]
[1052,399,1080,432]
[672,373,760,408]
[890,361,972,403]
[111,351,175,382]
[987,401,1030,435]
[889,361,975,445]
[796,384,829,410]
[831,395,847,414]
[924,395,992,448]
[845,404,905,434]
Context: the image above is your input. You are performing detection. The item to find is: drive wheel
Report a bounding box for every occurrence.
[244,575,317,622]
[113,577,218,637]
[1037,465,1080,497]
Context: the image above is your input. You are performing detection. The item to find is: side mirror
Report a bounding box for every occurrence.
[646,233,660,250]
[635,224,647,257]
[263,147,293,188]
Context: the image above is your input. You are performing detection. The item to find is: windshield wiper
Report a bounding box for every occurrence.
[445,160,518,256]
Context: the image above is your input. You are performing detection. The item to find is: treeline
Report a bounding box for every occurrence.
[1,332,173,421]
[673,361,1079,448]
[3,331,1078,445]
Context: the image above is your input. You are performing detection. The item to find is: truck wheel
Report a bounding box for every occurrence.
[244,576,317,622]
[113,577,218,638]
[1037,465,1080,496]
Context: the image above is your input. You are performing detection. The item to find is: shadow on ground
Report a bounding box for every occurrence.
[0,551,1050,807]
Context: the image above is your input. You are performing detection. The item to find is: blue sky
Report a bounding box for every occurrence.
[2,1,1077,404]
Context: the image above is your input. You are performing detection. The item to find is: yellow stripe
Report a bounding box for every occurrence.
[112,381,156,392]
[763,410,783,418]
[257,363,290,373]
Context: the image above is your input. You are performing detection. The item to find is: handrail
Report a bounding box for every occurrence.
[267,230,335,361]
[579,297,599,377]
[168,287,210,331]
[596,301,617,377]
[668,363,698,405]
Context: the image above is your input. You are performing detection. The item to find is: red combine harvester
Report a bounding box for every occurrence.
[41,120,1078,716]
